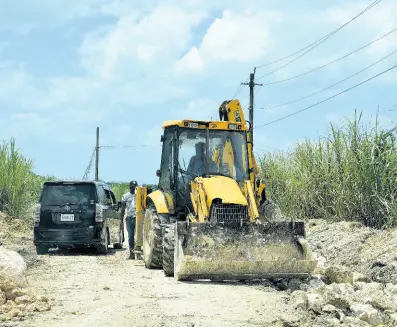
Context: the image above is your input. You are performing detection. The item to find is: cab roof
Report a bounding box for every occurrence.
[162,119,247,131]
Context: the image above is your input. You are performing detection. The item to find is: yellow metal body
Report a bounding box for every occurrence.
[136,99,317,281]
[134,186,146,248]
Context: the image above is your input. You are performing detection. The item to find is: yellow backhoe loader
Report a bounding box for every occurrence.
[135,99,317,281]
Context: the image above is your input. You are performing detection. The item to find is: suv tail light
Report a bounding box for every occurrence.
[33,203,41,222]
[95,204,103,222]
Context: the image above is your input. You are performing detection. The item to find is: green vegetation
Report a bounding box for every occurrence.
[0,138,56,219]
[259,111,397,228]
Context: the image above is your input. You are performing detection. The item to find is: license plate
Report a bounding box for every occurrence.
[60,214,74,222]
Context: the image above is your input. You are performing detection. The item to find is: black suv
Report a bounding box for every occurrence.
[33,180,124,254]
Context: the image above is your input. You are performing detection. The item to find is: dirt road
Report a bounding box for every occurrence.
[11,246,304,327]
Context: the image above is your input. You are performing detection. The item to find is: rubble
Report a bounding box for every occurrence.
[0,246,52,321]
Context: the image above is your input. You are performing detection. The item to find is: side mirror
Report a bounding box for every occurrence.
[156,170,161,177]
[112,203,119,211]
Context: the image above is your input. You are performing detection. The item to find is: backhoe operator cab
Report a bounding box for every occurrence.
[158,121,250,214]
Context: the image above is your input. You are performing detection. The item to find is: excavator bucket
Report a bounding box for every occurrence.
[174,221,317,281]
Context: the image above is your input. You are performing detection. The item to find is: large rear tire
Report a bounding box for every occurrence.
[162,224,175,277]
[143,206,167,269]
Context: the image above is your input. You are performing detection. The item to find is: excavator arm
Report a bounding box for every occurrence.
[218,100,265,205]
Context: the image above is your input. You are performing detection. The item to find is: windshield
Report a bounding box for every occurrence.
[40,184,96,206]
[177,129,249,186]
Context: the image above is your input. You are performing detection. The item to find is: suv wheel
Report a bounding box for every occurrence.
[97,227,109,254]
[113,228,124,249]
[35,245,49,255]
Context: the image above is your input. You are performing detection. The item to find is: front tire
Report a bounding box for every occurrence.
[143,205,167,269]
[162,224,175,277]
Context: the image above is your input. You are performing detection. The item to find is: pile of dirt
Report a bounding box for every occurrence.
[307,219,397,284]
[0,277,52,322]
[276,219,397,326]
[285,272,397,326]
[0,212,39,268]
[0,212,52,322]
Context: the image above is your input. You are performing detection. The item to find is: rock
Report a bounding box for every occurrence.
[35,301,51,312]
[369,263,397,284]
[350,303,384,326]
[276,280,288,291]
[5,288,28,301]
[325,317,341,326]
[6,308,21,318]
[0,248,27,286]
[38,295,49,303]
[351,303,376,317]
[353,272,371,283]
[308,277,325,291]
[368,293,397,312]
[324,265,353,284]
[288,278,305,291]
[26,303,38,312]
[317,283,354,310]
[1,300,16,313]
[307,293,325,313]
[290,290,309,310]
[343,316,371,327]
[385,283,397,296]
[323,304,337,313]
[385,312,397,325]
[0,290,6,305]
[353,282,396,311]
[14,295,32,305]
[358,308,384,326]
[0,278,18,293]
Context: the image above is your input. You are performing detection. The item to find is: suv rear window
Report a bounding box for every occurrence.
[40,183,96,206]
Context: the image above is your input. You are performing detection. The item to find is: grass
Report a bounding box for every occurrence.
[0,138,55,220]
[258,111,397,229]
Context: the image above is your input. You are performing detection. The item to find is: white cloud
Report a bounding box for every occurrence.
[174,47,205,74]
[80,5,207,80]
[325,2,397,56]
[176,10,282,74]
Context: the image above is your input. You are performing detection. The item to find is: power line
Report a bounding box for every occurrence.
[255,0,383,79]
[82,148,96,180]
[254,63,397,129]
[261,49,397,111]
[255,0,383,69]
[261,28,397,86]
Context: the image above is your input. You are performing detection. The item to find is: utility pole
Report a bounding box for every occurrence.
[95,127,99,181]
[242,67,262,146]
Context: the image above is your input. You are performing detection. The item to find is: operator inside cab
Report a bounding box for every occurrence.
[186,141,217,176]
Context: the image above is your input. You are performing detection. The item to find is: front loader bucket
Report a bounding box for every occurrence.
[174,221,317,281]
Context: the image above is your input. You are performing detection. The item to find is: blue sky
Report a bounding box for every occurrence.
[0,0,396,184]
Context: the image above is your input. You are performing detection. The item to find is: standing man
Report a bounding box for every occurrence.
[120,181,138,259]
